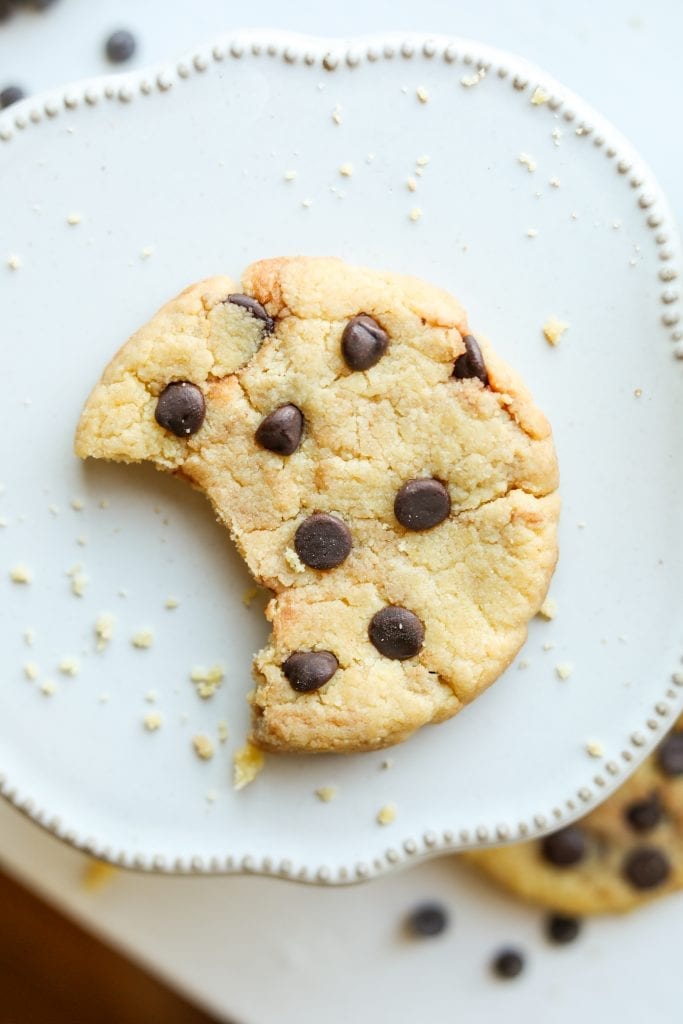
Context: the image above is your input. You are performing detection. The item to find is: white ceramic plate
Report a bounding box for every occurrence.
[1,31,681,884]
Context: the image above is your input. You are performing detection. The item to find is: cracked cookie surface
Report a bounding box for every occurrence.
[75,257,559,753]
[465,718,683,914]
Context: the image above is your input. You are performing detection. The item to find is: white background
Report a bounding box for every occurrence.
[1,3,681,1023]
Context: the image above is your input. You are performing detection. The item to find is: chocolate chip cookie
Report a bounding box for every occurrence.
[75,257,559,753]
[465,718,683,914]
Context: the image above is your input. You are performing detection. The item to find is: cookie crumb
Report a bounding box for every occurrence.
[377,803,397,825]
[416,86,429,104]
[612,220,622,230]
[531,86,549,105]
[551,128,563,146]
[284,547,307,574]
[23,628,35,646]
[339,162,353,177]
[233,741,264,790]
[140,246,154,260]
[634,388,643,398]
[94,612,115,651]
[549,177,561,188]
[461,69,486,87]
[70,497,85,511]
[131,629,154,649]
[555,662,573,681]
[406,176,418,192]
[577,520,587,529]
[538,597,558,620]
[144,690,158,704]
[10,564,32,584]
[315,785,337,802]
[518,152,537,173]
[58,656,80,676]
[518,658,531,670]
[24,661,39,681]
[585,739,604,758]
[283,169,297,182]
[40,680,56,697]
[67,563,88,597]
[190,664,225,699]
[409,207,423,223]
[526,227,538,238]
[542,641,555,652]
[205,789,218,804]
[381,758,394,770]
[7,253,22,270]
[66,212,82,226]
[543,317,570,346]
[301,198,313,209]
[164,596,180,610]
[217,720,229,744]
[143,712,162,732]
[192,734,214,761]
[331,103,342,125]
[82,859,118,892]
[242,586,259,606]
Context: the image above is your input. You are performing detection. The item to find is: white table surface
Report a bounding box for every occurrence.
[1,2,681,1023]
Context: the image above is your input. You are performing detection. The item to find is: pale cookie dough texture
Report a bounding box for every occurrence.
[465,718,683,915]
[75,257,559,753]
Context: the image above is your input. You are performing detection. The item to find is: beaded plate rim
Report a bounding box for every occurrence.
[1,29,681,885]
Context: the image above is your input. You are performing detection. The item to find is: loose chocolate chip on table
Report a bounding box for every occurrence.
[105,29,137,64]
[0,85,25,109]
[341,314,389,371]
[407,902,449,937]
[657,732,683,777]
[294,512,352,570]
[622,846,671,890]
[624,793,663,833]
[546,913,582,945]
[283,651,338,693]
[369,606,424,660]
[453,334,489,385]
[155,381,205,437]
[227,293,274,333]
[394,478,451,531]
[492,949,525,979]
[541,826,586,867]
[255,404,304,455]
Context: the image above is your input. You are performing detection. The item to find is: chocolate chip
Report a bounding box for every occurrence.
[294,513,352,570]
[255,404,303,455]
[394,478,451,531]
[407,903,449,937]
[623,846,670,890]
[341,314,389,371]
[226,293,274,333]
[155,382,205,437]
[0,85,25,109]
[657,732,683,777]
[541,826,586,867]
[492,949,524,979]
[546,913,582,945]
[369,606,424,660]
[453,334,489,385]
[282,651,338,693]
[624,793,663,833]
[105,29,137,63]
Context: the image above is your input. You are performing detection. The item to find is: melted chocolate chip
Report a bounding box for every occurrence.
[226,293,274,333]
[541,826,587,867]
[657,732,683,777]
[105,29,137,63]
[622,846,671,890]
[341,314,389,371]
[294,513,352,570]
[155,382,205,437]
[624,793,663,833]
[492,949,524,979]
[255,404,303,455]
[453,334,489,385]
[407,903,449,937]
[394,478,451,531]
[282,651,339,693]
[546,913,582,945]
[369,606,424,660]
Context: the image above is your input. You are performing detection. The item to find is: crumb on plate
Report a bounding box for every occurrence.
[233,741,264,790]
[143,712,162,732]
[377,803,397,825]
[416,86,429,103]
[538,597,558,621]
[556,662,573,681]
[543,316,570,346]
[190,664,224,699]
[192,734,214,761]
[131,629,154,649]
[10,564,32,584]
[531,86,549,105]
[41,680,56,697]
[585,739,604,758]
[94,612,115,651]
[518,152,537,172]
[24,661,39,681]
[315,785,337,803]
[58,656,80,676]
[409,207,422,222]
